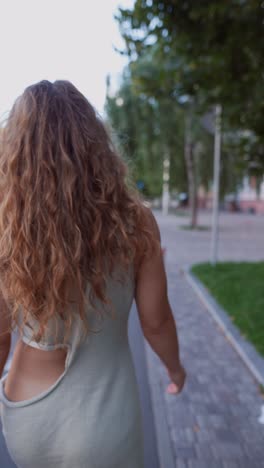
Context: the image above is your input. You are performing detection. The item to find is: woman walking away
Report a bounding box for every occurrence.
[0,80,186,468]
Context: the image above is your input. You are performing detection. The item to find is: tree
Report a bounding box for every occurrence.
[112,40,216,226]
[116,0,264,173]
[106,64,216,227]
[105,69,188,198]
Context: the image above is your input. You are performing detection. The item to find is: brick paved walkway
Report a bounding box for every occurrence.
[145,211,264,468]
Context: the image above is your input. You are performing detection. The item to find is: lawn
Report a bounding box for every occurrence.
[191,262,264,357]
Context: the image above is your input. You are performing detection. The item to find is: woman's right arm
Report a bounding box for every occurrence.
[134,208,186,394]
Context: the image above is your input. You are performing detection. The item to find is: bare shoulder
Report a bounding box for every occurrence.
[133,205,162,280]
[141,205,161,243]
[135,206,163,278]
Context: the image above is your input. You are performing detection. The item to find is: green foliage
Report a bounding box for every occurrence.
[105,68,189,198]
[192,262,264,356]
[116,0,264,175]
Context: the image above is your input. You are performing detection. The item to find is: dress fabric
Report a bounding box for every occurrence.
[0,262,145,468]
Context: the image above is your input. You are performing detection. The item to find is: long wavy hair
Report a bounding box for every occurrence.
[0,80,160,346]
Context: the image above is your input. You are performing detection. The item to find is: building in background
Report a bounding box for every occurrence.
[237,176,264,214]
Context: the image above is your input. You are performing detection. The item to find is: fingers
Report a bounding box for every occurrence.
[166,382,179,394]
[166,365,186,395]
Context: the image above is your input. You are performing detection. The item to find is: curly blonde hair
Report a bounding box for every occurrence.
[0,80,159,346]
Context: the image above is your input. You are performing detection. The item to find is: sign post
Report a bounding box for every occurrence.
[211,104,222,266]
[162,154,170,215]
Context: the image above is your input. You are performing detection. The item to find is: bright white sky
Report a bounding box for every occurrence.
[0,0,135,120]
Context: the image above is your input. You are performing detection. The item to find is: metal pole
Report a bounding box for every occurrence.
[211,104,222,265]
[162,154,170,215]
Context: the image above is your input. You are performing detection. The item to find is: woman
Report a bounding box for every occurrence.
[0,80,186,468]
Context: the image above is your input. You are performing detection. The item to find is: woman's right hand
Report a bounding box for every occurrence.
[166,364,186,395]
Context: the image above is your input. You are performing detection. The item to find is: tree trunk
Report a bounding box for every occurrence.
[184,112,198,228]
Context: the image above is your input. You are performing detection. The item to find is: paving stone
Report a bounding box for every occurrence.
[222,462,243,468]
[188,460,223,468]
[174,447,197,460]
[215,429,240,443]
[175,458,188,468]
[194,442,215,460]
[211,442,243,460]
[195,428,215,443]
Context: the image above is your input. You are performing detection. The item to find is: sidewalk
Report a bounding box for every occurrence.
[145,211,264,468]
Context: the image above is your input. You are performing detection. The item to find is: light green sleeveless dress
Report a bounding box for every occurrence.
[0,262,145,468]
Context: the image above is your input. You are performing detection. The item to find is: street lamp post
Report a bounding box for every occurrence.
[162,154,170,215]
[211,104,222,265]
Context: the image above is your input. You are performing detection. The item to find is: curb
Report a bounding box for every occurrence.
[182,266,264,388]
[144,341,175,468]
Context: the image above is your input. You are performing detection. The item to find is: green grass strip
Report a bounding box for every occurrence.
[191,262,264,356]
